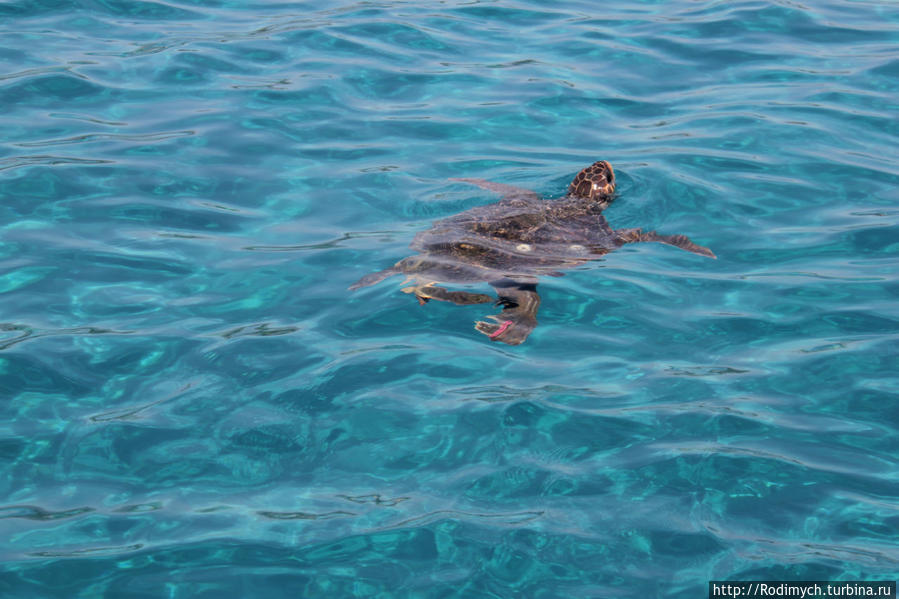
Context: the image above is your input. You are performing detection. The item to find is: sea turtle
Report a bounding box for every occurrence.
[350,161,714,345]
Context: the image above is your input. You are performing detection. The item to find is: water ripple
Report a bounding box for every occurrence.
[0,155,113,172]
[13,130,194,148]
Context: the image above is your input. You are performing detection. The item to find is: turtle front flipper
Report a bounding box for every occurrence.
[475,282,541,346]
[614,228,716,259]
[450,178,539,202]
[402,283,493,306]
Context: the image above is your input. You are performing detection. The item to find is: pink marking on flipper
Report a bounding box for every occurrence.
[489,320,513,339]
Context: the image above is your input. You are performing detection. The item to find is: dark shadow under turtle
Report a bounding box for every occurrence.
[350,161,714,345]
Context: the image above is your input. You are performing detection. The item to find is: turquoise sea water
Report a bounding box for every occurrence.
[2,0,898,596]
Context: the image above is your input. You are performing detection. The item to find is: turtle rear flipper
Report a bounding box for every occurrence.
[348,267,399,291]
[475,283,541,346]
[402,283,493,306]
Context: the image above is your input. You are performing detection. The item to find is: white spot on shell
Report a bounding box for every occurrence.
[516,243,532,252]
[569,244,585,252]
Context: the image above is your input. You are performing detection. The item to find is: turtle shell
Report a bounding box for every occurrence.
[405,190,618,283]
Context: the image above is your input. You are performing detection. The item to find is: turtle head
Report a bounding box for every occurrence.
[567,161,615,201]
